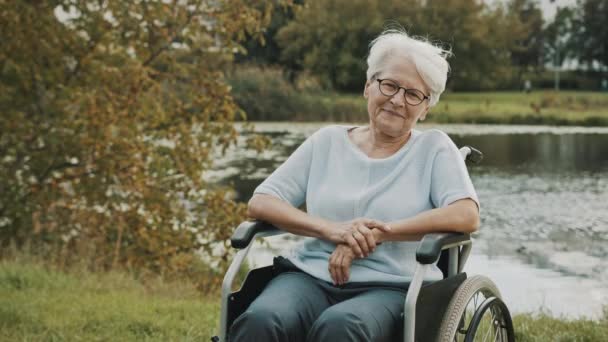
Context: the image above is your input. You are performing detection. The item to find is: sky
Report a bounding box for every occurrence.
[538,0,578,19]
[486,0,578,20]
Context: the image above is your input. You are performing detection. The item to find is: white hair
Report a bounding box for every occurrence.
[366,29,452,107]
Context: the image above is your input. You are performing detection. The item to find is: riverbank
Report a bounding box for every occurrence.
[236,89,608,126]
[432,91,608,126]
[1,260,606,341]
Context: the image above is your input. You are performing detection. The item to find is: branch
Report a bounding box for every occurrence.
[29,65,46,117]
[65,38,102,85]
[64,1,109,84]
[142,3,200,67]
[12,162,131,214]
[37,161,81,185]
[58,163,132,183]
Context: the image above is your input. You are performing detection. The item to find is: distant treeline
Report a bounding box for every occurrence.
[227,66,608,124]
[234,0,608,92]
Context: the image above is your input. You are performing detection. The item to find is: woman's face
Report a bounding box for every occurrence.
[364,57,430,138]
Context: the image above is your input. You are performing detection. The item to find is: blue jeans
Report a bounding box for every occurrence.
[229,271,407,342]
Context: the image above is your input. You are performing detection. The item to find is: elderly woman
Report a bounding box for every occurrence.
[229,30,479,341]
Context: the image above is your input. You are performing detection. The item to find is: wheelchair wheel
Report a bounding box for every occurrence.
[436,275,514,342]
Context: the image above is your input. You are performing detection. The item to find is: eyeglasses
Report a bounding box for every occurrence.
[376,79,429,106]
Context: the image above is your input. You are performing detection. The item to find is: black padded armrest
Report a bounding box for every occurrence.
[230,221,283,249]
[416,233,471,264]
[464,146,483,164]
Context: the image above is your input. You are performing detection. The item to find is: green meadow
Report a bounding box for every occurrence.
[299,91,608,125]
[433,91,608,125]
[1,260,607,341]
[0,260,218,341]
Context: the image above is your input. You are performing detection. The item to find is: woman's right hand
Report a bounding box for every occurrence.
[326,218,391,258]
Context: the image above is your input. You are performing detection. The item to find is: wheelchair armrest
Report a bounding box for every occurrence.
[230,220,284,249]
[415,233,471,264]
[464,145,483,164]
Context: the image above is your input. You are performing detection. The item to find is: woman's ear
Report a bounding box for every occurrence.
[419,105,430,121]
[363,80,370,98]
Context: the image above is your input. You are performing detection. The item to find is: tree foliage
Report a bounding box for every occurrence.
[275,0,528,92]
[508,0,545,78]
[236,0,302,68]
[276,0,383,91]
[572,0,608,71]
[414,0,523,90]
[0,0,280,286]
[543,6,576,69]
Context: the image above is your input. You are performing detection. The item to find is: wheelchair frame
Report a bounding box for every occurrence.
[214,146,510,342]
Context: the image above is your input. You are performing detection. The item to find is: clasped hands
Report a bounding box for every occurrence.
[327,218,391,286]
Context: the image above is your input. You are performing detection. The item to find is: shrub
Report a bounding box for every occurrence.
[0,1,277,293]
[229,65,369,122]
[228,66,299,121]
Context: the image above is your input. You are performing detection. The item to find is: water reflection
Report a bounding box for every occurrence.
[452,133,608,173]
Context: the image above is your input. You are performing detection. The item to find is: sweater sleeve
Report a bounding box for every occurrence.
[430,135,479,209]
[253,135,313,208]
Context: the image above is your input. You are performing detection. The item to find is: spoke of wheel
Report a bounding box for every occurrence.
[488,306,499,342]
[469,293,481,339]
[482,316,493,342]
[495,307,508,342]
[458,313,467,337]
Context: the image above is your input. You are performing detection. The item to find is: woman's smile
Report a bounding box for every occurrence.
[381,108,404,118]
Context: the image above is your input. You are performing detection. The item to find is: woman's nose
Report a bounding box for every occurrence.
[389,89,406,107]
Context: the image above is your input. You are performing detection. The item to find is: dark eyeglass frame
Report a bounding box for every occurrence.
[376,78,430,106]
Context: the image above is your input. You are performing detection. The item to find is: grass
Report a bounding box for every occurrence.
[1,259,607,341]
[288,91,608,126]
[434,91,608,126]
[513,312,608,341]
[0,260,219,341]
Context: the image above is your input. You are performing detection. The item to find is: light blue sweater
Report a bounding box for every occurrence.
[254,125,478,284]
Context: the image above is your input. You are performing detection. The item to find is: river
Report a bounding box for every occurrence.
[211,122,608,319]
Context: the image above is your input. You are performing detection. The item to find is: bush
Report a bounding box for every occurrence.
[0,1,275,293]
[526,70,606,90]
[228,66,299,121]
[229,65,368,122]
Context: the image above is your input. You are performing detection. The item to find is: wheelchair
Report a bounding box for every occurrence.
[212,146,515,342]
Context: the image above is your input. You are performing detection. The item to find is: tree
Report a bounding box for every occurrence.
[413,0,523,90]
[572,0,608,71]
[507,0,545,81]
[0,0,279,286]
[276,0,385,91]
[544,5,577,90]
[236,0,302,67]
[276,0,526,91]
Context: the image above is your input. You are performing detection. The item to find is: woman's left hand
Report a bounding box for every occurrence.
[328,244,356,285]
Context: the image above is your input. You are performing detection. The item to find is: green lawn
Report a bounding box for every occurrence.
[434,91,608,125]
[296,91,608,125]
[0,261,219,341]
[1,260,606,341]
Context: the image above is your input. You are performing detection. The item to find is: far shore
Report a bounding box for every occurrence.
[239,91,608,126]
